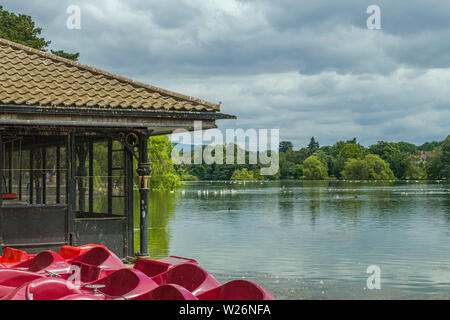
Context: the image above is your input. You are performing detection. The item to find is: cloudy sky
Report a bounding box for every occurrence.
[2,0,450,149]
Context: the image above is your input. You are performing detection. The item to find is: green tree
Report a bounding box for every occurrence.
[293,164,304,179]
[0,5,49,50]
[369,141,410,179]
[231,168,254,181]
[405,155,426,180]
[338,142,366,160]
[440,135,450,178]
[307,137,319,155]
[292,147,310,164]
[50,50,80,61]
[147,136,181,190]
[211,164,236,180]
[419,141,442,151]
[330,141,366,179]
[303,155,329,180]
[0,6,79,59]
[425,150,443,179]
[398,141,418,155]
[329,141,346,158]
[388,151,409,179]
[279,141,293,153]
[342,154,394,180]
[312,149,332,175]
[176,167,199,181]
[279,152,295,179]
[364,154,395,180]
[312,149,329,166]
[341,159,369,180]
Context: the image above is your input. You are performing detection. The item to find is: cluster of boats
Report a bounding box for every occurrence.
[0,244,275,300]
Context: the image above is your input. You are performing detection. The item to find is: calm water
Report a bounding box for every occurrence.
[135,180,450,300]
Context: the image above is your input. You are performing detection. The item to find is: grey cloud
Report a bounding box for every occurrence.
[1,0,449,148]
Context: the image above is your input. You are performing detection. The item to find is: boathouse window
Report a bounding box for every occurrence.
[1,135,127,217]
[75,139,126,217]
[1,136,68,206]
[0,133,132,255]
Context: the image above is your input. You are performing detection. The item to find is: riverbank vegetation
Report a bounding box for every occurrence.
[175,135,450,181]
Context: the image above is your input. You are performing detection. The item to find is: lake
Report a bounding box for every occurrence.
[135,180,450,300]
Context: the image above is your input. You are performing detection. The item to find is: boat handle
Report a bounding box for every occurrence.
[84,284,106,294]
[83,285,127,300]
[44,270,62,278]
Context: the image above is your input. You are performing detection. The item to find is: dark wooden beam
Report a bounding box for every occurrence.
[107,139,113,216]
[76,142,87,213]
[18,141,23,201]
[125,146,134,257]
[0,134,3,208]
[7,148,12,194]
[56,145,61,204]
[88,140,94,214]
[0,134,3,248]
[42,147,46,204]
[29,149,33,204]
[137,133,151,256]
[67,133,76,245]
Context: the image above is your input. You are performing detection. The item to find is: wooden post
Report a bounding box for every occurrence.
[29,149,34,204]
[56,145,61,204]
[137,133,151,256]
[7,148,12,194]
[0,134,3,208]
[0,134,3,249]
[42,147,46,204]
[34,150,42,204]
[65,140,69,206]
[18,139,23,201]
[107,138,113,216]
[76,142,87,213]
[67,133,76,245]
[125,146,134,256]
[89,141,94,214]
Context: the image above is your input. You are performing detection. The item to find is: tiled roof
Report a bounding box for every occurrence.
[0,38,220,112]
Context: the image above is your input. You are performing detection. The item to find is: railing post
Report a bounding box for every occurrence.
[88,140,94,214]
[107,138,113,216]
[0,133,3,249]
[125,145,134,257]
[137,133,151,256]
[0,133,3,208]
[56,144,61,204]
[67,133,76,245]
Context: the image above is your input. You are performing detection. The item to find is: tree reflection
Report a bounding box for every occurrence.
[133,190,177,258]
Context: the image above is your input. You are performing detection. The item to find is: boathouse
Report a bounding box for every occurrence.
[0,38,234,258]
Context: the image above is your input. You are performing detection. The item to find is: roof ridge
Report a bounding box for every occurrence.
[0,37,219,110]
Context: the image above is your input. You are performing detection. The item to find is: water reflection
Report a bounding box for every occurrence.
[122,180,450,299]
[133,191,176,258]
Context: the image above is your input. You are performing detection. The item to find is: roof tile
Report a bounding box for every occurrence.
[0,38,220,112]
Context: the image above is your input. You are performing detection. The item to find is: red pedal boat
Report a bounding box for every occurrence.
[0,245,276,300]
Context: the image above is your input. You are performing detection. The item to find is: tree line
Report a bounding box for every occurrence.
[174,135,450,181]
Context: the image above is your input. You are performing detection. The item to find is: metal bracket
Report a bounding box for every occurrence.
[115,131,140,162]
